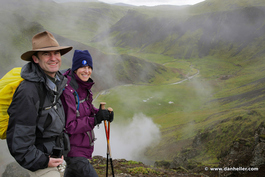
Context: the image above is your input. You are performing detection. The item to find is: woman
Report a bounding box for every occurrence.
[61,50,113,177]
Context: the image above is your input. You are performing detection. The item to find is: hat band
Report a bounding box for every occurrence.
[33,45,59,50]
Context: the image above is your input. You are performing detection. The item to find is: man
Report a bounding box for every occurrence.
[6,31,72,177]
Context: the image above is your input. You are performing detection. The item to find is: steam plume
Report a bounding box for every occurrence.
[93,113,161,164]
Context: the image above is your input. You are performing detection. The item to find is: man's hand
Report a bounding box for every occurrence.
[48,156,64,167]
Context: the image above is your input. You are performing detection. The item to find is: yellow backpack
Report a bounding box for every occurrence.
[0,67,23,139]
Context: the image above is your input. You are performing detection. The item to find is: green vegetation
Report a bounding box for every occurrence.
[128,167,161,175]
[120,160,141,165]
[94,1,265,163]
[95,46,265,164]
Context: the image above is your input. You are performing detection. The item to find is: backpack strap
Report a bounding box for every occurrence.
[72,90,90,117]
[73,91,80,117]
[34,82,47,114]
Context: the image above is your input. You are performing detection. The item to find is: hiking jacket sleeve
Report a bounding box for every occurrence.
[6,81,49,171]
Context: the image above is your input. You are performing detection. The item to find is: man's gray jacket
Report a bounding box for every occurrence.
[6,62,68,171]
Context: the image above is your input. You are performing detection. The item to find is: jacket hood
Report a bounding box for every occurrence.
[21,62,67,94]
[21,62,46,83]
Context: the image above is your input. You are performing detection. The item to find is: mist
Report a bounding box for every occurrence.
[93,113,161,164]
[0,140,15,175]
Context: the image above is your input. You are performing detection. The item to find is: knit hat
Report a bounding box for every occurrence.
[72,50,93,71]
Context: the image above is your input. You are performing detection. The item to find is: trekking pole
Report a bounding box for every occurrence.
[107,120,115,177]
[100,102,115,177]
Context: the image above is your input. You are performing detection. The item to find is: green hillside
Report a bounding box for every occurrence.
[90,0,265,170]
[1,0,265,174]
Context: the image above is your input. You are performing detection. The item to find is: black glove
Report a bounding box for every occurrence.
[94,106,113,125]
[109,111,114,122]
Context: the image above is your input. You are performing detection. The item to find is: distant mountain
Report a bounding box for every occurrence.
[53,0,99,3]
[0,0,175,91]
[53,0,134,6]
[92,3,265,60]
[112,3,135,6]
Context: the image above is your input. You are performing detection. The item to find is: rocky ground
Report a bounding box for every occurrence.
[91,156,207,177]
[216,123,265,177]
[3,151,265,177]
[2,156,207,177]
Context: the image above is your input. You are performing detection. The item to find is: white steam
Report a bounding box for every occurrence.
[93,113,161,164]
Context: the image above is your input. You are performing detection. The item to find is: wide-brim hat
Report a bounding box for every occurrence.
[21,31,73,61]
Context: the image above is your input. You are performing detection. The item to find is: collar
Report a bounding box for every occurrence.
[46,73,61,91]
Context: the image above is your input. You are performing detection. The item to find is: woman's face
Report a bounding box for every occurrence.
[75,66,92,82]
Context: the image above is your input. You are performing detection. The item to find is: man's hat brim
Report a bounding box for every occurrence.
[21,46,73,61]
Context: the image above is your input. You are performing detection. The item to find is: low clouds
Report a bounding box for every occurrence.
[93,113,161,164]
[98,0,205,6]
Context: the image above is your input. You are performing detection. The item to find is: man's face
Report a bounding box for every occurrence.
[32,50,62,78]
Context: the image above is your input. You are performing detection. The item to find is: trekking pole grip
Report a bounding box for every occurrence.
[100,102,113,112]
[100,102,106,109]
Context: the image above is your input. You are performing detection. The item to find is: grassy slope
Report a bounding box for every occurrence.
[94,54,265,166]
[92,1,265,166]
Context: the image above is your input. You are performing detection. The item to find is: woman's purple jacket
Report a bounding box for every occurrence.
[60,69,99,159]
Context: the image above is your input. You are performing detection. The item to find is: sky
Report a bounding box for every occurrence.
[98,0,205,6]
